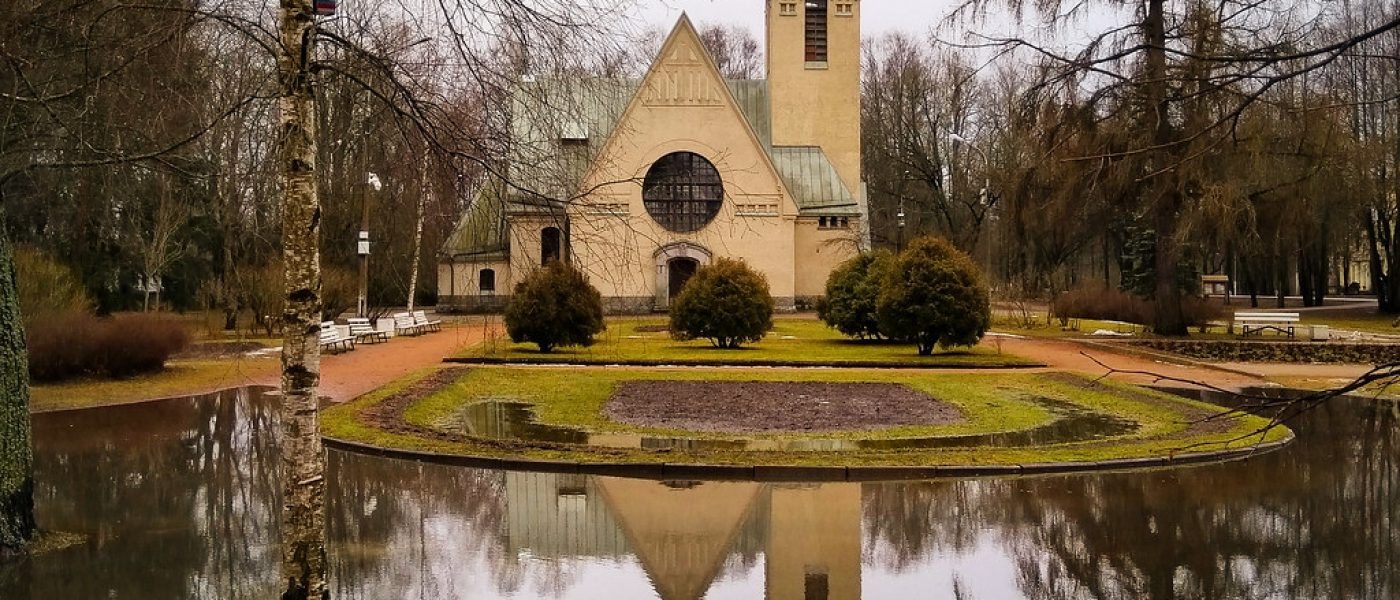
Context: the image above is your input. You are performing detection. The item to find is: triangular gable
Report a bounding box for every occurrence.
[596,478,762,600]
[579,14,795,212]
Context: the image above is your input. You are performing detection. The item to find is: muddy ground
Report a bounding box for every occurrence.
[604,380,964,433]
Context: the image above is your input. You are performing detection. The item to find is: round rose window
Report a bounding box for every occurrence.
[642,152,724,233]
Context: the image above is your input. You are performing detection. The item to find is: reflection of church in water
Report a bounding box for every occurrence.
[504,472,861,600]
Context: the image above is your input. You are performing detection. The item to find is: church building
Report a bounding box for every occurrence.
[439,1,868,312]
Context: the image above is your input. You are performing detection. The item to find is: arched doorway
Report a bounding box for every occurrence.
[668,257,699,300]
[654,242,712,309]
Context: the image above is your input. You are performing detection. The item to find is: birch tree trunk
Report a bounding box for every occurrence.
[0,206,35,557]
[276,0,326,597]
[406,158,427,312]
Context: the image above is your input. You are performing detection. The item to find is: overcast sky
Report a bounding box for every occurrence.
[635,1,1121,50]
[637,0,965,36]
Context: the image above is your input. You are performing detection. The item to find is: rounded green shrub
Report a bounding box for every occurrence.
[876,237,991,355]
[504,261,605,353]
[669,258,774,349]
[818,250,893,340]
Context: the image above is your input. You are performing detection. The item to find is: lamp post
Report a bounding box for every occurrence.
[896,169,908,252]
[359,172,382,318]
[949,132,994,270]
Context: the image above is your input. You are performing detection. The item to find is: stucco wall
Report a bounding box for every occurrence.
[439,259,510,310]
[794,218,860,298]
[766,0,862,194]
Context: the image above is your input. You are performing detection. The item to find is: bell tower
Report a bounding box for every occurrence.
[766,0,862,196]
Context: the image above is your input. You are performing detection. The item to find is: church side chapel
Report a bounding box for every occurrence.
[440,0,869,313]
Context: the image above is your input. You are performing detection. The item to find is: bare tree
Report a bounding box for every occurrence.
[953,0,1400,332]
[699,24,764,80]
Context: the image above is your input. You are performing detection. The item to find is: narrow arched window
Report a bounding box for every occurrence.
[479,269,496,293]
[541,227,562,264]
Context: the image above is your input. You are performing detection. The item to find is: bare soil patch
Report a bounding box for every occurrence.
[604,380,963,433]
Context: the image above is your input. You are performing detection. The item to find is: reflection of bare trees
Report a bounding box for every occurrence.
[326,451,517,598]
[11,388,281,598]
[860,399,1398,600]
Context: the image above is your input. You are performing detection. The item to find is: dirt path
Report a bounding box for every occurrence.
[989,336,1374,391]
[988,336,1262,388]
[295,320,500,403]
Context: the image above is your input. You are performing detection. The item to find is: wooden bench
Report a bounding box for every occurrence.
[348,317,389,344]
[319,321,356,353]
[1234,312,1301,338]
[413,310,442,333]
[393,312,424,336]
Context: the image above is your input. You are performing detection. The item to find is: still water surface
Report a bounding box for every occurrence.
[0,387,1395,599]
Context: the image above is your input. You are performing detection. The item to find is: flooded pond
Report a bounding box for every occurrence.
[1,386,1396,598]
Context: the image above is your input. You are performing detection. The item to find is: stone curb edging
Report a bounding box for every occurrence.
[1071,339,1266,381]
[321,431,1295,483]
[443,357,1049,370]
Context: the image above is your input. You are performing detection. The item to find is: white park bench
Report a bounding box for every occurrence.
[319,321,356,353]
[1233,312,1301,338]
[393,312,424,336]
[348,317,390,344]
[413,310,442,333]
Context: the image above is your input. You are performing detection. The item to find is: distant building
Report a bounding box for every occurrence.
[439,1,869,312]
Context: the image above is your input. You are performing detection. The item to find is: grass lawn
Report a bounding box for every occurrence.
[30,357,277,412]
[457,318,1041,367]
[323,366,1290,468]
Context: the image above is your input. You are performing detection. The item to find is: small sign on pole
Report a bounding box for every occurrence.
[357,231,370,256]
[314,0,337,16]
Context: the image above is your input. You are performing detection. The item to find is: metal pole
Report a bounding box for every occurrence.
[358,185,370,318]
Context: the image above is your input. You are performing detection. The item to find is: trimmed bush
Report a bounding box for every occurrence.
[1051,287,1151,326]
[1051,286,1225,331]
[26,312,191,382]
[669,258,774,349]
[818,250,893,340]
[876,237,991,355]
[14,247,92,325]
[504,261,605,353]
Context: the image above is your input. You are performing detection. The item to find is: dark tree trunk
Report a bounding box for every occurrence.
[1144,0,1187,336]
[1298,248,1315,308]
[0,206,36,556]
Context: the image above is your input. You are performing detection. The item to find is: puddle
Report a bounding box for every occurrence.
[450,397,1137,451]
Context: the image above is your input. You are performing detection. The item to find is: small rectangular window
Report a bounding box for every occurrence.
[805,0,828,63]
[780,2,798,15]
[835,3,853,16]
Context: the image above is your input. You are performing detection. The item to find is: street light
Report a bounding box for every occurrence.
[359,172,382,318]
[948,132,990,204]
[949,132,995,269]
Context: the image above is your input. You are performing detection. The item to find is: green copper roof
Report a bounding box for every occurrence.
[442,178,508,260]
[770,146,859,214]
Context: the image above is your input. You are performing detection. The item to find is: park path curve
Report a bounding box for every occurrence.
[279,319,501,403]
